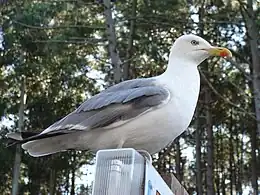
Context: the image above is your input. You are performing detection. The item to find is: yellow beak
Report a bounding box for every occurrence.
[206,47,232,58]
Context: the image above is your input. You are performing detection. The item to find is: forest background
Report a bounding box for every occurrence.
[0,0,259,194]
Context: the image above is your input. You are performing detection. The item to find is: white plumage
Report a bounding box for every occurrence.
[7,34,232,157]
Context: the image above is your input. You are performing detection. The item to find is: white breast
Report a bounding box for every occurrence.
[77,66,200,154]
[118,67,200,153]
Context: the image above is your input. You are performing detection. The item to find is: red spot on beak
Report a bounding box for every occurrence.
[220,51,227,57]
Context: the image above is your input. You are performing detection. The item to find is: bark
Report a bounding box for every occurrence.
[197,2,215,194]
[49,168,57,195]
[156,151,167,174]
[70,152,76,195]
[195,109,203,195]
[30,180,41,195]
[175,138,182,181]
[215,142,220,195]
[103,0,122,84]
[236,123,244,194]
[205,86,215,195]
[29,160,41,195]
[242,0,259,193]
[123,0,137,80]
[220,132,226,195]
[229,109,234,195]
[70,169,75,195]
[221,174,226,195]
[65,169,70,194]
[11,146,21,195]
[11,77,26,195]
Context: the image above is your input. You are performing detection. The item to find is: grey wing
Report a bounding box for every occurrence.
[76,77,157,111]
[9,79,170,144]
[41,80,170,134]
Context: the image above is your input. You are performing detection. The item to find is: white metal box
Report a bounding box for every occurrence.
[92,148,173,195]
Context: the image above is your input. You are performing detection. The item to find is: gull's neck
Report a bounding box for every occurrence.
[159,55,199,81]
[156,55,201,102]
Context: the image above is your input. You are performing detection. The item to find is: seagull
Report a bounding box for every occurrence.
[7,34,232,157]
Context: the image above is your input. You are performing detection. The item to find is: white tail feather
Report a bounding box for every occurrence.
[21,134,78,157]
[6,132,23,141]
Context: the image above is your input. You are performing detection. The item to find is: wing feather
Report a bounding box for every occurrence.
[6,78,170,144]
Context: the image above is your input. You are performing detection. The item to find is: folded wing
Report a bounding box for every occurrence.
[7,78,170,145]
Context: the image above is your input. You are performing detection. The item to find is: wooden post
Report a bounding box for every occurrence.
[161,173,189,195]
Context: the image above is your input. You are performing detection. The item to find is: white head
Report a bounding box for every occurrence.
[169,34,232,65]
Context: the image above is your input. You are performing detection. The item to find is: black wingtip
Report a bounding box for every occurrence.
[5,131,70,149]
[4,138,21,148]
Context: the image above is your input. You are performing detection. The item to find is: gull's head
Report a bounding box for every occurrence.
[170,34,232,65]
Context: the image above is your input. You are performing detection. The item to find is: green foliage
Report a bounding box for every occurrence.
[0,0,259,194]
[0,128,14,194]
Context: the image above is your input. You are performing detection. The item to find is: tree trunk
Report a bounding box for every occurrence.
[49,167,57,195]
[229,109,234,195]
[65,169,70,194]
[29,160,42,195]
[11,146,21,195]
[221,174,226,195]
[70,168,75,195]
[175,138,182,182]
[123,0,137,81]
[220,128,226,195]
[103,0,122,84]
[195,109,203,195]
[215,134,220,195]
[198,3,215,193]
[242,0,259,192]
[11,77,26,195]
[70,152,76,195]
[236,123,244,194]
[205,86,215,195]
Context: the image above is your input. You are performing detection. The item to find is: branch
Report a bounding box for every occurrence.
[200,70,256,119]
[230,49,251,65]
[122,55,138,65]
[93,54,111,65]
[121,16,245,26]
[42,0,100,6]
[12,20,106,30]
[227,58,252,81]
[237,0,252,19]
[204,68,251,100]
[32,38,107,44]
[94,54,138,66]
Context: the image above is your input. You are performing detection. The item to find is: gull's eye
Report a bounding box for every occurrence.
[191,40,199,46]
